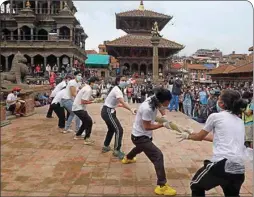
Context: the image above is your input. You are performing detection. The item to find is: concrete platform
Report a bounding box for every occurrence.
[1,104,253,196]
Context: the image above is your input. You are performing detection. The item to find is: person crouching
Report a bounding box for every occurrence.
[6,87,26,116]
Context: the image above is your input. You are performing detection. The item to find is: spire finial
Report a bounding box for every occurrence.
[138,0,144,10]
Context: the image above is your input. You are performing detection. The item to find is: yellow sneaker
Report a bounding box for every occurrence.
[121,156,137,164]
[154,184,177,196]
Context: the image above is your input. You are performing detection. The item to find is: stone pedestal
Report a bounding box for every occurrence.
[0,102,11,127]
[151,36,161,82]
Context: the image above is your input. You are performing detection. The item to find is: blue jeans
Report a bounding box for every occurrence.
[183,104,192,117]
[61,99,80,131]
[169,95,179,111]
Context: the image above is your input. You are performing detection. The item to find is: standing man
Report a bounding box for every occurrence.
[169,75,182,111]
[61,71,82,133]
[72,76,100,145]
[46,75,72,118]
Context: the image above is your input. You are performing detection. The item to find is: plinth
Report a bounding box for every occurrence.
[151,36,161,82]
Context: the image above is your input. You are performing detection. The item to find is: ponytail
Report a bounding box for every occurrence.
[232,99,248,115]
[148,95,160,111]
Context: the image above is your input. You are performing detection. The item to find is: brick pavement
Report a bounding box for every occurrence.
[1,104,253,196]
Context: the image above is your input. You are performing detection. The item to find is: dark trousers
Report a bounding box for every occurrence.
[126,135,167,186]
[101,106,123,151]
[73,110,93,139]
[51,103,65,128]
[191,159,245,197]
[46,97,54,117]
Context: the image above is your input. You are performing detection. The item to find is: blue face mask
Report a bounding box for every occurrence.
[119,81,127,89]
[216,101,223,112]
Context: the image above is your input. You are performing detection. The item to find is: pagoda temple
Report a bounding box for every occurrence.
[105,0,184,77]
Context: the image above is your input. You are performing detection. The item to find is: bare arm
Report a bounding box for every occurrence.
[244,109,253,117]
[143,120,163,131]
[118,98,132,112]
[159,109,166,116]
[70,86,77,97]
[188,129,210,141]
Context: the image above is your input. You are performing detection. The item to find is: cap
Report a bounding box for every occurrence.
[12,87,21,91]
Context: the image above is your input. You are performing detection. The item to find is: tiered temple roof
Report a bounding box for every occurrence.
[209,62,253,75]
[106,34,183,49]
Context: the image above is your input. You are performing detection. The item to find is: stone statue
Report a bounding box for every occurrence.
[1,51,29,84]
[151,21,162,37]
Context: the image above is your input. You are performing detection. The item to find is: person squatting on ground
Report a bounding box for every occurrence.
[60,71,82,134]
[241,91,253,148]
[50,88,68,129]
[176,89,248,197]
[101,76,136,159]
[72,76,100,145]
[121,88,185,196]
[6,87,26,116]
[46,75,72,118]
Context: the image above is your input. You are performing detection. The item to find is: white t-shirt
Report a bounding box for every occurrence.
[132,98,157,138]
[72,84,92,111]
[62,79,79,100]
[50,81,66,98]
[52,89,66,104]
[203,111,245,162]
[104,86,123,108]
[6,93,17,108]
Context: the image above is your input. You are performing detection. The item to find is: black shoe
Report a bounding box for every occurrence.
[46,116,53,118]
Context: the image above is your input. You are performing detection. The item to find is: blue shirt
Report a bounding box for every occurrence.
[199,91,208,105]
[183,93,192,106]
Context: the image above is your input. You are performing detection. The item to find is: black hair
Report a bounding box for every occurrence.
[73,71,81,76]
[88,76,99,84]
[242,91,251,99]
[220,89,247,115]
[148,88,172,111]
[114,75,122,86]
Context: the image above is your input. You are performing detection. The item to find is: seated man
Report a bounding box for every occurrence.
[6,87,26,116]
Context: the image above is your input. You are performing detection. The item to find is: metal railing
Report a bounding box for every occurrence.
[0,7,61,15]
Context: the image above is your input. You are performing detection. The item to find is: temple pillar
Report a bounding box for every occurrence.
[39,2,42,14]
[57,57,60,67]
[60,1,63,10]
[5,56,8,71]
[4,4,6,13]
[35,0,38,14]
[57,28,60,39]
[70,28,73,41]
[31,57,34,66]
[23,0,25,8]
[10,31,13,40]
[70,57,73,67]
[44,56,47,68]
[47,0,50,14]
[10,0,13,14]
[30,28,33,40]
[17,28,20,40]
[151,36,161,82]
[138,65,141,75]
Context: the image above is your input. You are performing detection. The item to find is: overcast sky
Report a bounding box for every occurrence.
[73,1,253,56]
[1,0,253,56]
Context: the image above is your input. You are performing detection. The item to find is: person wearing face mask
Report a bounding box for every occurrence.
[6,87,26,116]
[241,91,254,148]
[72,76,100,145]
[101,76,136,159]
[121,88,179,196]
[46,75,72,118]
[176,90,248,197]
[60,71,82,134]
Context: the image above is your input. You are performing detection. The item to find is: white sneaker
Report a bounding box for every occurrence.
[63,129,74,134]
[81,131,86,137]
[84,138,95,145]
[73,135,84,140]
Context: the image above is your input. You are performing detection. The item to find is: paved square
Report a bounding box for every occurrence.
[1,104,253,196]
